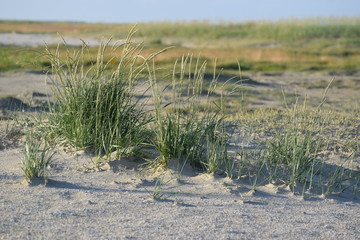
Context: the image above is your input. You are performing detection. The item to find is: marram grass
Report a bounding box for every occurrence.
[24,27,359,197]
[21,126,54,184]
[148,54,237,174]
[43,29,157,157]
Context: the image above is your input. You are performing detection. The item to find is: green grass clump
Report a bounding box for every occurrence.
[149,54,234,174]
[233,82,360,196]
[21,126,54,184]
[265,124,320,190]
[234,106,360,196]
[44,30,155,157]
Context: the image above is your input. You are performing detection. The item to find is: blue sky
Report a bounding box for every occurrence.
[1,0,359,23]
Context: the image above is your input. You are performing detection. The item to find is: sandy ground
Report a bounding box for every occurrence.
[1,71,359,239]
[0,33,101,47]
[1,148,360,240]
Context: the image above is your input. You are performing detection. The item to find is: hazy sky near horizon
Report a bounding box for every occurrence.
[1,0,359,23]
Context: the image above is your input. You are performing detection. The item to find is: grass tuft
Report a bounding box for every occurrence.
[43,29,156,158]
[21,125,54,184]
[148,54,236,175]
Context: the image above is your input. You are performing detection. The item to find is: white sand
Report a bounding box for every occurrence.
[0,148,359,239]
[0,33,100,47]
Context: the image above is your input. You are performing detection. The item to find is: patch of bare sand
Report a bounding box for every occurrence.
[0,33,101,47]
[0,149,359,239]
[0,71,52,119]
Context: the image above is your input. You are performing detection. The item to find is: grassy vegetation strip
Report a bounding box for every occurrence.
[1,18,360,72]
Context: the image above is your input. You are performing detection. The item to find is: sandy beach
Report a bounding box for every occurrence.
[1,147,359,240]
[0,32,100,47]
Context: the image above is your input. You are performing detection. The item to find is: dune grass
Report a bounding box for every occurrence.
[148,54,234,173]
[42,30,156,158]
[21,124,54,184]
[10,26,359,197]
[232,84,360,196]
[262,102,324,192]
